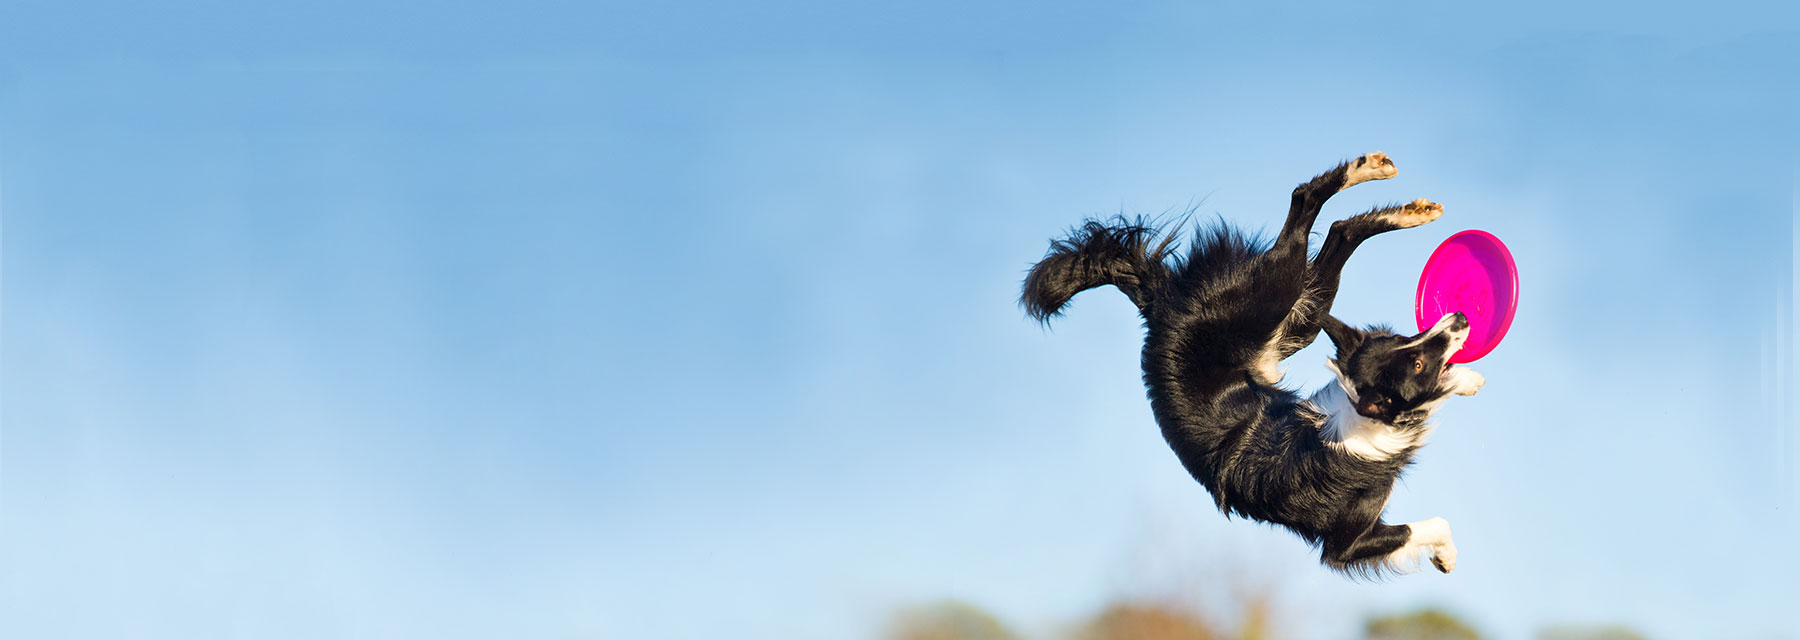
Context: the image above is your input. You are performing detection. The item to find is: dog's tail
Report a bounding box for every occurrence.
[1021,216,1177,322]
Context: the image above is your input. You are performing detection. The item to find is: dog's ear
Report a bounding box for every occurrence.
[1320,314,1364,358]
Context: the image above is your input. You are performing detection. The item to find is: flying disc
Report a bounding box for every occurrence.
[1415,230,1518,363]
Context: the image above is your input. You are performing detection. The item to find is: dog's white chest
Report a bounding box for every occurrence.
[1309,379,1431,461]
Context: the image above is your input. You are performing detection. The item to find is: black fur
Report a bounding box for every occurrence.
[1022,154,1478,576]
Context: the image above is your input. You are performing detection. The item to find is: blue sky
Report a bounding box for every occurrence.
[3,2,1797,638]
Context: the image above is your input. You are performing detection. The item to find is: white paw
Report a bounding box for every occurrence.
[1381,198,1444,229]
[1453,368,1485,396]
[1406,516,1456,573]
[1431,540,1458,573]
[1343,151,1398,187]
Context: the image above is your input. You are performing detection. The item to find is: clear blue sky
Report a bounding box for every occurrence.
[3,2,1797,638]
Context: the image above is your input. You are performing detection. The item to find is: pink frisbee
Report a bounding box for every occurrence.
[1415,230,1518,363]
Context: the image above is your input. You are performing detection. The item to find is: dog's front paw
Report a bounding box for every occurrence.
[1448,367,1485,396]
[1382,198,1444,229]
[1343,151,1398,187]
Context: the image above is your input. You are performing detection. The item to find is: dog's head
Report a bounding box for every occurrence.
[1322,313,1470,422]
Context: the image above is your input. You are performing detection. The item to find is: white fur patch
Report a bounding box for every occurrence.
[1402,312,1468,350]
[1443,366,1485,396]
[1252,289,1326,386]
[1342,151,1397,188]
[1252,331,1285,385]
[1323,360,1358,402]
[1386,517,1457,574]
[1373,198,1443,230]
[1310,364,1434,461]
[1413,315,1485,395]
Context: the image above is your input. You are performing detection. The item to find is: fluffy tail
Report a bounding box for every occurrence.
[1021,217,1177,322]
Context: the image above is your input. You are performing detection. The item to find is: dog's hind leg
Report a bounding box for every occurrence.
[1397,517,1458,573]
[1322,521,1412,574]
[1324,517,1458,575]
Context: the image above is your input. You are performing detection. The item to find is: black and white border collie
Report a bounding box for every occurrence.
[1021,152,1486,576]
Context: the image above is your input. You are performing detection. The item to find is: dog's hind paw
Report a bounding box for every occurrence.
[1343,151,1398,187]
[1430,541,1458,574]
[1383,199,1443,229]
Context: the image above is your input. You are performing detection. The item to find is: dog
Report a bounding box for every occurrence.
[1021,152,1485,576]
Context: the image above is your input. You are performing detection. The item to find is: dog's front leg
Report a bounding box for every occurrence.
[1443,366,1486,396]
[1277,152,1398,256]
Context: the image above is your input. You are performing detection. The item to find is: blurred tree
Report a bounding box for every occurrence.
[1073,603,1221,640]
[1536,624,1648,640]
[1235,592,1274,640]
[1364,608,1483,640]
[886,600,1022,640]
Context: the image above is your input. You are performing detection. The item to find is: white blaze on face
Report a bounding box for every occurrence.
[1400,312,1469,351]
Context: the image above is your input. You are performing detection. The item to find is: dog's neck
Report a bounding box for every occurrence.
[1311,364,1435,462]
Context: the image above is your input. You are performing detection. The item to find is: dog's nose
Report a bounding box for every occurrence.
[1449,312,1469,332]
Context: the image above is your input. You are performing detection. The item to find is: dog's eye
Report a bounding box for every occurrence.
[1412,356,1423,373]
